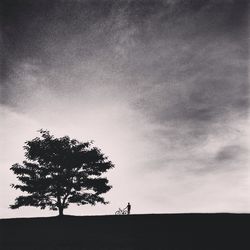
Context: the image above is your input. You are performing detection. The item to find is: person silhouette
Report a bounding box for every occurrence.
[126,202,131,215]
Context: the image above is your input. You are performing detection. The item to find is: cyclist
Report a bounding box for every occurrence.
[126,202,131,215]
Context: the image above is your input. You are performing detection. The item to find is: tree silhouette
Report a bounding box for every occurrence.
[10,130,114,216]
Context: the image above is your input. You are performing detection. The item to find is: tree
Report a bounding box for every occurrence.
[10,130,114,216]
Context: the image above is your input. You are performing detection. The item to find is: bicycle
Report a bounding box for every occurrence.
[115,207,128,215]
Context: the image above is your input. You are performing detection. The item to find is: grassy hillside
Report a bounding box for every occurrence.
[0,213,249,250]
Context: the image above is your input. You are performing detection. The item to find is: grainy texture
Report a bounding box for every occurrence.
[0,214,249,250]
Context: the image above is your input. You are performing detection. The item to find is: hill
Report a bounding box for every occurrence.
[0,213,249,250]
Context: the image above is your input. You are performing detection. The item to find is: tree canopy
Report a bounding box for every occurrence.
[10,130,114,216]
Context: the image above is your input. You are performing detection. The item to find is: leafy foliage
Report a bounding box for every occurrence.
[10,130,114,215]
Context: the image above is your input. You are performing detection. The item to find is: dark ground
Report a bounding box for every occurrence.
[0,213,249,250]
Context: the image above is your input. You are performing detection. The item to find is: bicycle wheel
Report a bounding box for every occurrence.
[115,210,121,215]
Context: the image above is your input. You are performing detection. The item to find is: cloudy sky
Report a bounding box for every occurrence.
[1,0,249,218]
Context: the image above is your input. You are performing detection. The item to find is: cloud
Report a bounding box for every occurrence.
[215,145,247,162]
[2,0,248,160]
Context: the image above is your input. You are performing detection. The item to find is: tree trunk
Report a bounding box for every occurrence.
[58,206,64,217]
[57,194,64,217]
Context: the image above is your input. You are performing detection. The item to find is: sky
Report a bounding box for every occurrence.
[1,0,249,218]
